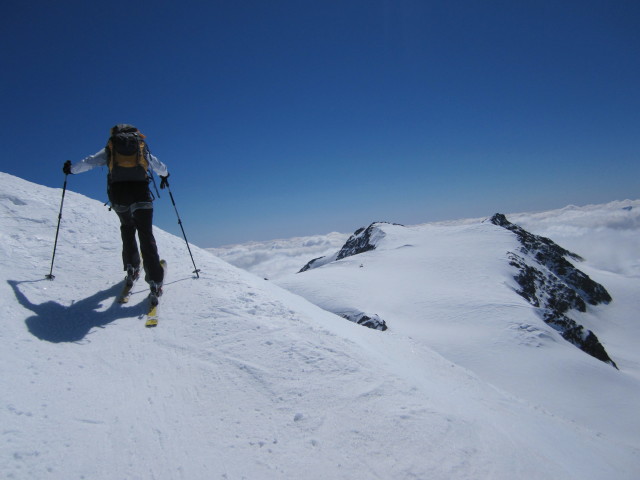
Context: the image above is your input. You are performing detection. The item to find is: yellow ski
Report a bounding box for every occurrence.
[145,260,165,328]
[145,304,159,327]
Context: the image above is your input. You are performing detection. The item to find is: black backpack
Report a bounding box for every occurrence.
[106,124,149,183]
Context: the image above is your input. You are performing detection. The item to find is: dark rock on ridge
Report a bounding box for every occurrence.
[490,213,617,368]
[340,311,387,331]
[298,222,402,273]
[298,256,326,273]
[335,223,384,261]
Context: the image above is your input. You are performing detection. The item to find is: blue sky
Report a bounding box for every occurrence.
[1,0,638,247]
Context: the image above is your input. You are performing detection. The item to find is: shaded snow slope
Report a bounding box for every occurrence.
[1,172,639,479]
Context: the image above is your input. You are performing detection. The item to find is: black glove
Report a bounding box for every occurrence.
[160,173,170,189]
[63,160,72,175]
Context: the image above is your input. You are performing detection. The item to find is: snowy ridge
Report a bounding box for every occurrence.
[489,213,616,367]
[2,172,640,479]
[277,216,640,463]
[293,216,620,363]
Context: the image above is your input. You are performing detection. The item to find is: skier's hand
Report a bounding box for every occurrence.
[160,174,169,189]
[62,160,72,175]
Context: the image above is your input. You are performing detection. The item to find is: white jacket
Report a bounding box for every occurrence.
[71,148,169,177]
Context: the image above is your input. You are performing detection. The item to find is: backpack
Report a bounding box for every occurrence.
[106,124,149,183]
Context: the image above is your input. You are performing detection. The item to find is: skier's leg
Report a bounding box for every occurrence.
[132,203,164,285]
[114,205,141,271]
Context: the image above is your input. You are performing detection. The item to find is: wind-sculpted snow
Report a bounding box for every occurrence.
[490,213,617,367]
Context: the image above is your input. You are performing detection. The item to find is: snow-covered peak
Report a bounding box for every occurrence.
[299,221,408,273]
[278,209,640,460]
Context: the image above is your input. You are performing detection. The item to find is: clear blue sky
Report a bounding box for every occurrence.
[1,0,638,247]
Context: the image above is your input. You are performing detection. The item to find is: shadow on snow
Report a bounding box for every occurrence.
[8,279,149,343]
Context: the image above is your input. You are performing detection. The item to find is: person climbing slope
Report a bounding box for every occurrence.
[63,124,170,301]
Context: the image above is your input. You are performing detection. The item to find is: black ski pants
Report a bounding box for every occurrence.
[109,181,164,285]
[114,203,164,285]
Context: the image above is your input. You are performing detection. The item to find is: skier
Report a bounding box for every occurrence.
[62,124,169,299]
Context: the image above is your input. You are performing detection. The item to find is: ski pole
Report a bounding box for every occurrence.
[46,172,69,280]
[166,184,201,278]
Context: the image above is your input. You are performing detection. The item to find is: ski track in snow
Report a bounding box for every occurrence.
[1,172,639,479]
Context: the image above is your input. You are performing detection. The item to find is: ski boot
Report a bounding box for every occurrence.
[149,281,163,306]
[125,264,140,287]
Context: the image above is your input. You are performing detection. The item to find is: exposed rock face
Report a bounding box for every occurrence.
[298,256,327,273]
[490,213,617,368]
[339,311,387,331]
[335,223,384,260]
[299,222,400,273]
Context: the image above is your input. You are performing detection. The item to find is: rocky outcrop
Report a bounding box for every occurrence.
[335,223,384,260]
[299,222,401,273]
[339,311,387,331]
[297,223,394,331]
[490,214,617,368]
[298,255,329,273]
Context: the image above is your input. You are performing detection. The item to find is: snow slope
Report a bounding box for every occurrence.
[278,217,640,437]
[1,172,639,479]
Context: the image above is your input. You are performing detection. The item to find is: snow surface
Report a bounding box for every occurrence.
[277,217,640,440]
[1,171,639,479]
